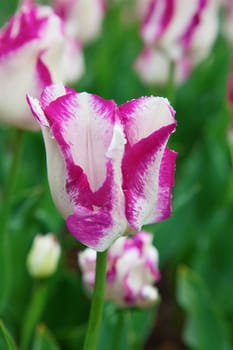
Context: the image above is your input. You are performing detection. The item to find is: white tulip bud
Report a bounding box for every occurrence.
[27,234,61,278]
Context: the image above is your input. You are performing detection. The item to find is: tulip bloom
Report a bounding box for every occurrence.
[79,231,160,308]
[135,0,219,84]
[0,1,84,130]
[27,234,61,278]
[54,0,106,44]
[27,83,176,251]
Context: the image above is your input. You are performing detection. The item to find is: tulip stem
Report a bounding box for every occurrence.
[20,282,48,350]
[0,129,24,313]
[83,250,107,350]
[167,60,176,105]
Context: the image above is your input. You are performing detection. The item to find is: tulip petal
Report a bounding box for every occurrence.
[67,124,127,251]
[40,89,127,250]
[44,92,117,194]
[156,147,177,221]
[141,0,174,45]
[27,93,74,218]
[119,96,175,147]
[119,97,176,229]
[67,205,112,249]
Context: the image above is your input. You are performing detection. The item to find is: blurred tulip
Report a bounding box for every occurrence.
[79,231,160,308]
[27,83,176,251]
[54,0,106,44]
[27,234,61,278]
[0,1,84,130]
[135,0,219,85]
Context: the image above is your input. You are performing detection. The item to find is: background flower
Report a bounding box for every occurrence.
[0,1,84,130]
[135,0,219,85]
[53,0,106,44]
[79,231,160,308]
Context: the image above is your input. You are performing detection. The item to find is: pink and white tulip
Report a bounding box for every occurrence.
[54,0,106,44]
[27,83,177,251]
[0,1,84,130]
[79,231,160,308]
[134,46,194,85]
[136,0,219,84]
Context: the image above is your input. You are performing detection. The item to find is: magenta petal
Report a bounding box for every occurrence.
[156,148,177,221]
[67,206,112,251]
[122,124,176,229]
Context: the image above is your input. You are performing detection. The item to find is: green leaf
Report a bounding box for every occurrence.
[177,266,232,350]
[32,324,61,350]
[97,303,158,350]
[55,324,86,350]
[21,283,48,350]
[0,320,18,350]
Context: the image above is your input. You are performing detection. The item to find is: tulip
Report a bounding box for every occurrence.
[135,0,219,85]
[0,1,84,130]
[27,83,177,251]
[27,234,61,278]
[54,0,106,44]
[79,231,160,308]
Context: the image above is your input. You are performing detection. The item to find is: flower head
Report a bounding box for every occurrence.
[27,233,61,278]
[135,0,219,85]
[27,83,177,251]
[0,1,84,130]
[79,231,160,308]
[54,0,106,44]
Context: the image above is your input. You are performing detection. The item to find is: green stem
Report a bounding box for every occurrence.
[20,282,48,350]
[83,250,108,350]
[111,311,123,350]
[167,60,176,106]
[0,129,24,313]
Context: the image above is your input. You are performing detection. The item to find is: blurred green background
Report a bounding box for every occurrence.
[0,1,233,349]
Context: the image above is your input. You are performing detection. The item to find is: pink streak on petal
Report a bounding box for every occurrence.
[0,4,49,56]
[155,148,177,221]
[119,96,175,147]
[36,55,53,88]
[67,205,112,251]
[40,83,75,109]
[180,0,207,50]
[122,124,176,229]
[43,92,117,194]
[229,71,233,107]
[141,0,174,44]
[145,259,161,280]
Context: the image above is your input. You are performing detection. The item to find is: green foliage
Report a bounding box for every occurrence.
[32,324,61,350]
[97,305,157,350]
[0,320,18,350]
[177,267,232,350]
